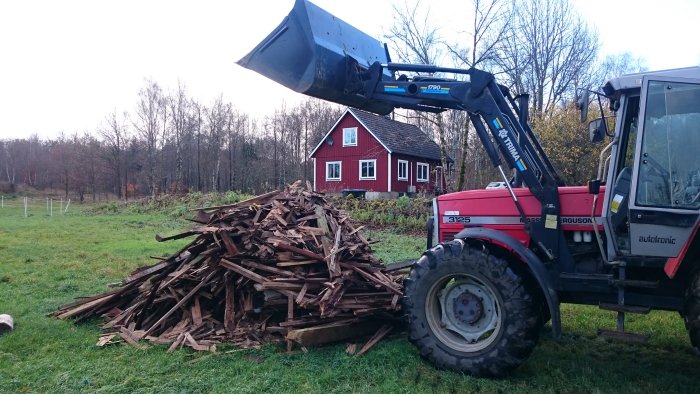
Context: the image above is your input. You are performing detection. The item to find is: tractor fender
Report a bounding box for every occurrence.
[454,227,561,339]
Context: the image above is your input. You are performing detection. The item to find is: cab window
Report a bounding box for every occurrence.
[636,81,700,209]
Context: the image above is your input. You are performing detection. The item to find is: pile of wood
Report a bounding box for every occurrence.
[54,181,403,355]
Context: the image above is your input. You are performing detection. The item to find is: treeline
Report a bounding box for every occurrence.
[0,87,343,200]
[0,0,646,200]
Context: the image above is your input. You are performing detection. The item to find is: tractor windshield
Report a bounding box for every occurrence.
[636,80,700,209]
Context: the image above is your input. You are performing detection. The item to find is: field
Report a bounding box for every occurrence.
[1,203,699,393]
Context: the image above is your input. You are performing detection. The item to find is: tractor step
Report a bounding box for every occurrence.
[597,329,650,343]
[599,302,651,314]
[610,279,659,289]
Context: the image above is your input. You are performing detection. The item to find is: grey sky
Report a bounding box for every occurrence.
[1,0,699,140]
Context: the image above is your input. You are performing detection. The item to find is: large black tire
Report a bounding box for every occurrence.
[686,271,700,355]
[404,240,540,377]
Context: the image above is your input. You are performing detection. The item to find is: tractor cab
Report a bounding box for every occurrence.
[591,67,700,265]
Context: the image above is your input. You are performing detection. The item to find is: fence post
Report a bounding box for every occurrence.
[60,198,63,214]
[65,199,71,213]
[24,197,28,218]
[1,195,3,208]
[50,198,53,217]
[46,197,49,215]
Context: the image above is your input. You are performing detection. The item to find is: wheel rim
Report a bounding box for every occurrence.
[425,273,502,352]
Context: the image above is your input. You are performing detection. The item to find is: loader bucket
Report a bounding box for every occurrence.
[237,0,394,115]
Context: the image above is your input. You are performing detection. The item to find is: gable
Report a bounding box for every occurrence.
[309,108,451,162]
[308,109,389,158]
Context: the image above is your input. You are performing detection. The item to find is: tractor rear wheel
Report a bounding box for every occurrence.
[686,271,700,355]
[404,240,540,377]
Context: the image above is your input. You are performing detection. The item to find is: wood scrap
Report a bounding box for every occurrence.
[53,181,403,355]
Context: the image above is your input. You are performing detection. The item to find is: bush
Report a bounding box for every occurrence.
[330,195,431,234]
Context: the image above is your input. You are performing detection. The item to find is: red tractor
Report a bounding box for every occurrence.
[240,0,700,377]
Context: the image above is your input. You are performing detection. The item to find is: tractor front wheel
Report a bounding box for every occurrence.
[404,240,540,377]
[686,271,700,355]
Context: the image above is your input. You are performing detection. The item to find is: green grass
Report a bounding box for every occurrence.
[1,205,699,393]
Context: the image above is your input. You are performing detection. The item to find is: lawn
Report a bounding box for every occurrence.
[1,204,699,393]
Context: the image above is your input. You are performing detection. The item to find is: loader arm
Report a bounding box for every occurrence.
[239,0,573,266]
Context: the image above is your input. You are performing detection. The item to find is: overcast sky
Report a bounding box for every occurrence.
[1,0,699,140]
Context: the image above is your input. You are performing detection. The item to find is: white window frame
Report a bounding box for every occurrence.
[326,161,341,181]
[342,127,357,147]
[397,160,408,181]
[359,159,376,180]
[417,162,429,182]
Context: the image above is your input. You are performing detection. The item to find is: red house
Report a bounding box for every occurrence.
[310,108,450,197]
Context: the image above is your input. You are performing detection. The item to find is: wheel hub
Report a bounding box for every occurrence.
[437,280,499,343]
[452,292,483,324]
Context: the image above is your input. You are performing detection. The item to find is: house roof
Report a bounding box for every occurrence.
[309,108,451,162]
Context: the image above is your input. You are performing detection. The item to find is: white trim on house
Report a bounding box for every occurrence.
[397,159,408,181]
[326,161,342,181]
[313,157,317,191]
[342,127,357,146]
[417,162,429,182]
[359,159,377,180]
[387,153,392,192]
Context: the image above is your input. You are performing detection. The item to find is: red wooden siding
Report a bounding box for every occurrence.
[314,113,388,193]
[312,111,446,194]
[390,153,443,194]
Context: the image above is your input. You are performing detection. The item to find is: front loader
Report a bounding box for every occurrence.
[239,0,700,377]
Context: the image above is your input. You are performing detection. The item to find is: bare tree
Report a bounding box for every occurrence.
[100,110,128,199]
[495,0,599,116]
[206,96,230,192]
[448,0,511,69]
[448,0,511,190]
[134,79,165,196]
[386,1,442,65]
[387,1,455,191]
[595,52,647,87]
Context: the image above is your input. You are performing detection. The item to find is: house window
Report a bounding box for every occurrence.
[398,160,408,181]
[417,162,429,182]
[326,161,341,181]
[343,127,357,146]
[359,159,376,180]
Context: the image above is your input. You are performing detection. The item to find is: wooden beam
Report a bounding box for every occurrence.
[286,320,382,347]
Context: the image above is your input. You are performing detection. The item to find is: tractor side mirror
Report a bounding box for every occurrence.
[577,89,590,123]
[588,118,607,144]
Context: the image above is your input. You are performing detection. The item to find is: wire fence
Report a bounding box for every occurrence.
[0,196,72,218]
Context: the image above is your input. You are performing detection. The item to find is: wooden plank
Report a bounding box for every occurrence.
[220,259,267,284]
[239,259,295,277]
[286,320,382,347]
[224,273,236,333]
[326,227,342,278]
[96,334,116,347]
[143,270,217,337]
[55,293,117,319]
[219,231,240,257]
[314,205,334,264]
[349,266,402,295]
[122,260,174,285]
[275,260,319,267]
[155,231,196,242]
[295,283,308,305]
[191,297,203,326]
[273,241,325,261]
[356,324,393,356]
